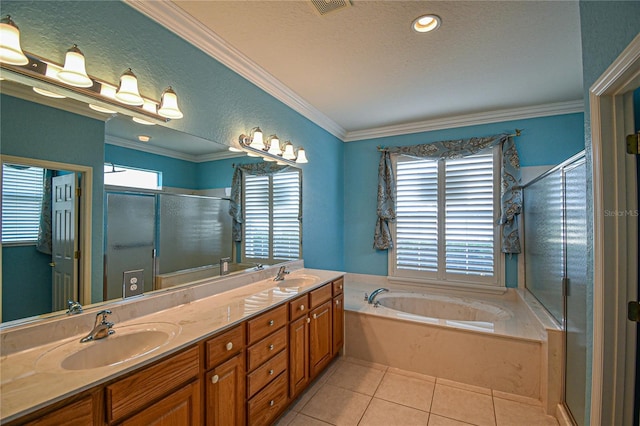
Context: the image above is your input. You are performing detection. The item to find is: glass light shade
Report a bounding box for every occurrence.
[246,152,261,157]
[267,135,282,156]
[57,45,93,88]
[295,147,308,164]
[157,86,183,119]
[44,62,63,79]
[33,87,65,99]
[228,146,243,152]
[263,156,277,162]
[249,128,264,149]
[282,142,296,160]
[115,68,144,106]
[100,82,117,99]
[0,16,28,66]
[89,104,116,114]
[132,99,158,125]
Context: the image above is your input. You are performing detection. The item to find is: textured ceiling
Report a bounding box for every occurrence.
[169,0,583,133]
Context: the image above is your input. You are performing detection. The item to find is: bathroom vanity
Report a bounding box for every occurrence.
[0,266,345,425]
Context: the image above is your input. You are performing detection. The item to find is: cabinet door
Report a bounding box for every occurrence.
[332,293,344,356]
[120,380,201,426]
[24,395,96,426]
[309,301,332,379]
[206,353,245,426]
[289,315,309,398]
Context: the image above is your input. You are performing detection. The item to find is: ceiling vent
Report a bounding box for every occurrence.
[310,0,351,16]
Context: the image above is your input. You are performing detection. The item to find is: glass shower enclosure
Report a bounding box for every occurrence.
[523,152,587,425]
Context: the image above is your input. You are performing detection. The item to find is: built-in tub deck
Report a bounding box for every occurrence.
[344,280,562,414]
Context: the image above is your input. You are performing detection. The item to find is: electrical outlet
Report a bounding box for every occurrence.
[123,269,144,298]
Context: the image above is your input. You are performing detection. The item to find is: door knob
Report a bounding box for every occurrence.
[49,262,56,267]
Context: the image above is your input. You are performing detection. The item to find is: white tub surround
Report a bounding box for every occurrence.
[344,277,562,414]
[0,262,344,423]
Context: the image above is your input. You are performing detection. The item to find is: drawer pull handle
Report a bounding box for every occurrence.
[307,317,311,324]
[313,314,317,319]
[269,400,275,407]
[269,344,274,351]
[225,342,233,351]
[336,300,340,306]
[268,320,274,326]
[211,375,219,384]
[300,305,305,311]
[269,369,274,375]
[340,284,343,290]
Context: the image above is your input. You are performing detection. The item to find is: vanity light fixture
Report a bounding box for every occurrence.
[157,86,183,119]
[57,44,93,88]
[33,87,66,98]
[0,15,28,66]
[115,68,144,106]
[412,14,441,33]
[132,99,159,125]
[238,128,309,165]
[89,104,117,114]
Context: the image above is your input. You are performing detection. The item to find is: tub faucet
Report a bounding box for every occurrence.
[80,310,115,343]
[367,288,389,304]
[273,266,290,281]
[66,300,83,315]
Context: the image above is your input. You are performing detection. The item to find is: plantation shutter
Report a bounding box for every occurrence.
[1,164,44,243]
[244,174,270,259]
[273,172,300,260]
[445,153,494,276]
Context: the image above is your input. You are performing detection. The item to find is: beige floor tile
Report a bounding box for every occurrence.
[492,390,542,407]
[374,371,435,411]
[274,409,298,426]
[387,366,436,383]
[428,414,476,426]
[300,383,371,425]
[288,413,334,426]
[494,397,559,426]
[436,378,492,396]
[431,384,496,426]
[359,398,430,426]
[290,379,325,412]
[342,356,389,371]
[325,358,385,395]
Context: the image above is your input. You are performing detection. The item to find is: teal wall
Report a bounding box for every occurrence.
[343,113,585,287]
[579,2,640,423]
[0,95,105,310]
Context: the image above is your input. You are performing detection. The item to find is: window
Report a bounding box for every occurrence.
[390,149,502,287]
[243,170,301,262]
[1,164,44,244]
[104,163,162,190]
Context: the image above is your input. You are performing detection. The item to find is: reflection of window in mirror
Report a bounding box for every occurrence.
[242,170,301,263]
[104,163,162,190]
[1,164,44,244]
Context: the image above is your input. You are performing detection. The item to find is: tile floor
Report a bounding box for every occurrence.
[276,356,558,426]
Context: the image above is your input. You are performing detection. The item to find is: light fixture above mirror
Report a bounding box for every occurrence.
[0,14,184,125]
[238,127,308,165]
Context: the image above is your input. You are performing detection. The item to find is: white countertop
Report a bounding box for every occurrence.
[0,267,344,422]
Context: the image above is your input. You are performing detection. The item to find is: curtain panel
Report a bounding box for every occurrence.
[36,169,53,254]
[229,162,293,242]
[374,134,522,254]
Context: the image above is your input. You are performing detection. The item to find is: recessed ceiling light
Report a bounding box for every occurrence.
[412,14,441,33]
[138,135,151,142]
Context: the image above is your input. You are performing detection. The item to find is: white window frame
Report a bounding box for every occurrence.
[103,163,162,191]
[242,169,302,263]
[389,146,504,289]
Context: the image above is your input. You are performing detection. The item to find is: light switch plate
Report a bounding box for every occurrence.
[123,269,144,298]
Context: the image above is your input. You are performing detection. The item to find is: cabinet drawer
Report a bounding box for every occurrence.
[247,326,287,371]
[247,304,287,345]
[289,293,309,321]
[106,346,200,423]
[309,284,332,308]
[332,277,344,296]
[247,349,287,398]
[206,324,245,369]
[247,372,288,426]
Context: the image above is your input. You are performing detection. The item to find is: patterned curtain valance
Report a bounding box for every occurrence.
[229,162,292,242]
[374,133,522,254]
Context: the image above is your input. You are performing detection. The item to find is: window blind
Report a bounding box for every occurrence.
[244,174,270,259]
[1,164,44,243]
[273,172,300,260]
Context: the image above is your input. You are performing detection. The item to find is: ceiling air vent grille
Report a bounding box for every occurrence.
[310,0,351,16]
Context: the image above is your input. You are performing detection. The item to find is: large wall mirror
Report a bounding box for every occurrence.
[0,75,303,325]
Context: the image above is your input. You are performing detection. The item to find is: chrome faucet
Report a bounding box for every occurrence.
[66,300,83,315]
[273,266,290,281]
[367,288,389,304]
[80,310,115,343]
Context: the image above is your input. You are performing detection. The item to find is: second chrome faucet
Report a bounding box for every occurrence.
[80,310,115,343]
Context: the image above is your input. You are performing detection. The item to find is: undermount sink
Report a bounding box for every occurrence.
[36,322,181,371]
[275,274,319,289]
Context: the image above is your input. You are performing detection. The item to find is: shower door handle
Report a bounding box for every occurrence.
[628,301,640,322]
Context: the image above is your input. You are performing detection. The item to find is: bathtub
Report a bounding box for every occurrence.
[344,279,562,413]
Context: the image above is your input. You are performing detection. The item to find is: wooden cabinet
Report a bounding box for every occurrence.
[206,353,245,426]
[247,372,288,426]
[309,300,332,379]
[18,390,103,426]
[333,292,344,356]
[120,381,201,426]
[289,314,309,398]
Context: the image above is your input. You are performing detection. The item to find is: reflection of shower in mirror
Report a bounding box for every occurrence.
[104,163,126,174]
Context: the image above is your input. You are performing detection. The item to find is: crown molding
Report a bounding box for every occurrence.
[105,135,244,163]
[124,0,346,140]
[343,100,585,142]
